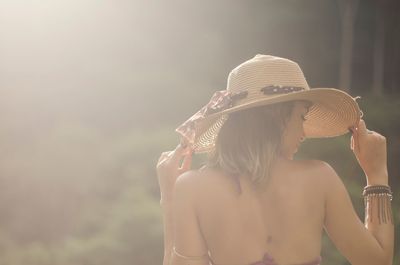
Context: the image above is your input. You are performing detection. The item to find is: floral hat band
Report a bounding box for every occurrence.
[176,85,307,147]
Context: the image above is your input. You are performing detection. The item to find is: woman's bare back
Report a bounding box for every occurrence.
[193,158,327,265]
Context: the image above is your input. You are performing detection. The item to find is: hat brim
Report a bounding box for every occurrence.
[192,88,361,153]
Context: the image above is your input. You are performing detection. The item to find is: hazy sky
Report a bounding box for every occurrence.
[0,0,166,131]
[0,0,342,134]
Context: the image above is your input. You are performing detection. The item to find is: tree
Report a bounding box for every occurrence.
[372,0,387,95]
[337,0,359,92]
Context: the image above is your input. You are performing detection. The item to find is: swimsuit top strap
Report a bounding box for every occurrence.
[172,247,211,263]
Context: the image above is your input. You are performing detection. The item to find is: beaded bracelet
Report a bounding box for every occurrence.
[363,185,393,201]
[363,184,391,190]
[363,185,394,224]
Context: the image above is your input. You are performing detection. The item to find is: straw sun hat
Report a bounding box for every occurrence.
[176,54,361,153]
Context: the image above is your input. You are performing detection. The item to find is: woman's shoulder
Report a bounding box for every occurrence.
[292,159,337,173]
[174,166,234,197]
[277,159,338,188]
[175,166,227,187]
[290,159,340,189]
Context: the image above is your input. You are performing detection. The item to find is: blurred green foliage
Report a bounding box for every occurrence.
[0,94,398,265]
[0,0,399,264]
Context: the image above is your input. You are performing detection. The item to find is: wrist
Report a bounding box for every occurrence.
[160,198,173,208]
[366,172,388,186]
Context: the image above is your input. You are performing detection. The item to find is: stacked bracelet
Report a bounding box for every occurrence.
[363,185,393,225]
[363,185,393,201]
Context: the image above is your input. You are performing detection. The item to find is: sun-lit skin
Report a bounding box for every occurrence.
[157,103,392,265]
[279,101,311,160]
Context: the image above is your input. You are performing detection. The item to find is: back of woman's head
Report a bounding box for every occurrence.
[207,101,295,191]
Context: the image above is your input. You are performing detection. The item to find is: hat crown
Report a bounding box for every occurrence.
[227,54,310,94]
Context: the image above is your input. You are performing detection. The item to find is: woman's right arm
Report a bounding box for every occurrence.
[323,119,394,265]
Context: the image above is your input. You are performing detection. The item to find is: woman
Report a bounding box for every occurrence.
[156,55,394,265]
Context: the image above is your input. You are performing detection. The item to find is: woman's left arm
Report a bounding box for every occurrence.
[160,201,174,265]
[157,144,210,265]
[170,170,210,265]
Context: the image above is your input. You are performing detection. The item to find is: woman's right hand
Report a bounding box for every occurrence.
[350,119,388,183]
[156,143,193,203]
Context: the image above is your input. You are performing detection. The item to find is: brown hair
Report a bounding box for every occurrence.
[206,101,296,193]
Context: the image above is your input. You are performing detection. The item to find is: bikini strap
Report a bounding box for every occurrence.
[172,247,210,262]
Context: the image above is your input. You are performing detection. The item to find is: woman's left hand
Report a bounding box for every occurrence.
[156,143,193,203]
